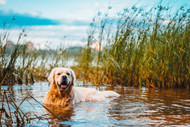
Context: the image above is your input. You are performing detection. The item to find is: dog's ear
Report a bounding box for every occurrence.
[48,68,56,84]
[69,68,76,85]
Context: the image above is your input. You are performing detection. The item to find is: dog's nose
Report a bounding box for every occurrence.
[62,75,67,80]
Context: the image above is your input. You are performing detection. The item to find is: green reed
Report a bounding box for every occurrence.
[75,5,190,88]
[0,25,70,86]
[0,90,62,126]
[0,5,189,88]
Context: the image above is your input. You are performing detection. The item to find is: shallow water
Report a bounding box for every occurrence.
[1,82,190,126]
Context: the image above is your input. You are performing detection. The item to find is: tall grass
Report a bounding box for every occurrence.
[0,27,26,87]
[0,5,189,89]
[0,90,63,126]
[76,5,190,88]
[0,25,70,86]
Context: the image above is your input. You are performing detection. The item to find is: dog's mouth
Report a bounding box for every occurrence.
[58,81,69,90]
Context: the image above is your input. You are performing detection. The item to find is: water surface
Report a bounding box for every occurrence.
[1,82,190,126]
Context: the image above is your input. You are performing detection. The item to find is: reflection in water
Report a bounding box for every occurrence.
[1,82,190,126]
[44,105,74,127]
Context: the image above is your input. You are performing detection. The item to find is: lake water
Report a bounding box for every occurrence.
[1,82,190,126]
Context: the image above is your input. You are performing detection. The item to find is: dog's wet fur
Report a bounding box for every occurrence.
[43,68,120,106]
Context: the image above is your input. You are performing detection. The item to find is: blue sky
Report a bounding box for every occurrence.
[0,0,189,49]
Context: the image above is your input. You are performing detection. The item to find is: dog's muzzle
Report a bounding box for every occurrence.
[57,76,69,90]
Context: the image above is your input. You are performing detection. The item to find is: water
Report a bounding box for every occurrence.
[1,82,190,126]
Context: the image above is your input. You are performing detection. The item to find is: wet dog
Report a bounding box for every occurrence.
[43,67,120,106]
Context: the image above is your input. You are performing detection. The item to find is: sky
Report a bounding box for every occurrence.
[0,0,189,49]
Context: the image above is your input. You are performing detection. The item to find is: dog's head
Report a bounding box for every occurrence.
[48,68,76,90]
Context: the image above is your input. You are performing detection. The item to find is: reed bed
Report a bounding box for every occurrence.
[0,5,189,89]
[0,90,62,126]
[75,5,190,88]
[0,28,69,86]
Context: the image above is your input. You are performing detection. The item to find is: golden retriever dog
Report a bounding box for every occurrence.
[43,67,120,106]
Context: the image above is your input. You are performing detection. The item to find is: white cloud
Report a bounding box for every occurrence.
[1,24,89,49]
[0,0,6,5]
[95,2,100,8]
[31,11,42,17]
[160,20,175,25]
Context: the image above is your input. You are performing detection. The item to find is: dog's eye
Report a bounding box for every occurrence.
[66,73,70,75]
[57,73,61,75]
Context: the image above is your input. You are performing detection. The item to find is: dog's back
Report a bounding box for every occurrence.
[72,87,120,103]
